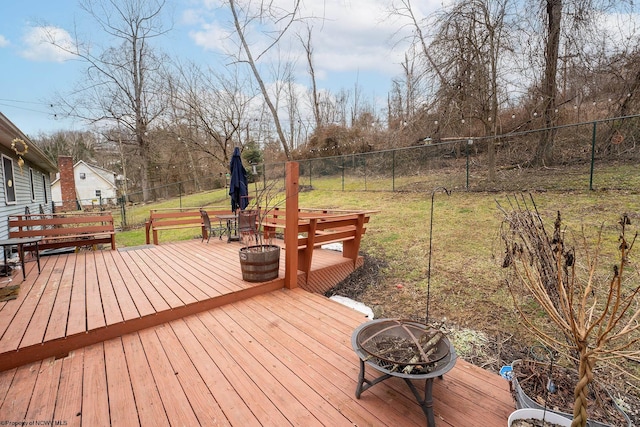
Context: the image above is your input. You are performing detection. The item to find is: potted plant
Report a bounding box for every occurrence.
[499,195,638,427]
[233,156,288,282]
[509,358,631,427]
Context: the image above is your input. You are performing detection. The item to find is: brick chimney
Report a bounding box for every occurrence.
[58,156,78,212]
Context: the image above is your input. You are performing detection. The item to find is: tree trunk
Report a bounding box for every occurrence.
[138,133,151,202]
[534,0,562,166]
[228,0,293,160]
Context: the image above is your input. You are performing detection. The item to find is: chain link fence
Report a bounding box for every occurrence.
[286,114,640,194]
[58,115,639,230]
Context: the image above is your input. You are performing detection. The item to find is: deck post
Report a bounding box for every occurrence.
[284,161,299,289]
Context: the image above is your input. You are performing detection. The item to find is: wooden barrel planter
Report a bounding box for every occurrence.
[239,245,281,282]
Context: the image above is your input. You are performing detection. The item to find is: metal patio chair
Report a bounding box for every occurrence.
[200,209,226,243]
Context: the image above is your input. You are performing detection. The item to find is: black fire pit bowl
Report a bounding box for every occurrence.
[356,319,449,369]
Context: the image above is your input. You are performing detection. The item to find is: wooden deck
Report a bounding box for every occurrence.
[0,238,515,426]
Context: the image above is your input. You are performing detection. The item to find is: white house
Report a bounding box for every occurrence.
[51,159,118,209]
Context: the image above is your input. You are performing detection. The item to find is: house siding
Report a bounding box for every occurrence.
[0,147,52,239]
[74,162,117,203]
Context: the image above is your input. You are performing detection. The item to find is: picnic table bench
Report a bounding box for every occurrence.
[8,212,116,253]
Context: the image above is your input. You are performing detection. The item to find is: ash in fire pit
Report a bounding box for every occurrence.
[356,319,449,375]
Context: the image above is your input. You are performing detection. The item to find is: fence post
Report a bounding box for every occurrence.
[308,159,312,188]
[364,154,367,191]
[342,156,345,191]
[466,139,473,190]
[589,121,597,191]
[392,150,395,192]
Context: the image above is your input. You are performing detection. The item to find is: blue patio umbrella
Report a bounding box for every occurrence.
[229,147,249,212]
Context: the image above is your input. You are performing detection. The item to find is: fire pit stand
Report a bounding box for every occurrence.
[351,319,457,426]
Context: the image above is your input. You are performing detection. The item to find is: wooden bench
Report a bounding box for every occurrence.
[260,208,373,277]
[296,212,372,276]
[145,208,232,245]
[8,212,116,253]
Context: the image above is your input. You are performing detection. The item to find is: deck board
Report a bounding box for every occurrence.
[165,319,247,426]
[118,251,171,312]
[0,259,56,353]
[0,360,40,417]
[103,338,138,426]
[99,251,140,321]
[85,252,106,331]
[135,247,209,302]
[250,291,430,425]
[0,238,515,426]
[66,252,87,336]
[26,357,63,422]
[198,310,321,425]
[148,245,222,298]
[137,327,202,425]
[82,343,110,426]
[213,306,349,427]
[182,313,293,426]
[223,300,410,426]
[19,255,65,348]
[127,250,191,308]
[104,251,154,318]
[153,322,231,426]
[52,348,83,427]
[44,254,76,342]
[95,251,123,326]
[121,333,167,426]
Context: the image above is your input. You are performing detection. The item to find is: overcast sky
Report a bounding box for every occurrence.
[0,0,440,137]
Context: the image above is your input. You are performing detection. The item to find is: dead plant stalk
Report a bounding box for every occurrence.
[500,195,640,427]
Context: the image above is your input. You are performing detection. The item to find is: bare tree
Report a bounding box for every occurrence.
[225,0,304,160]
[169,62,257,170]
[392,0,513,169]
[48,0,170,202]
[284,72,303,149]
[35,130,98,165]
[528,0,634,165]
[299,25,321,129]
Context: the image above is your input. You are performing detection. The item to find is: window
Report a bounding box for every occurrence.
[42,175,48,204]
[79,172,86,180]
[2,155,16,204]
[29,168,36,201]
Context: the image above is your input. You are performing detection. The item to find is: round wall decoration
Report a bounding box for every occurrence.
[11,138,29,172]
[11,138,29,156]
